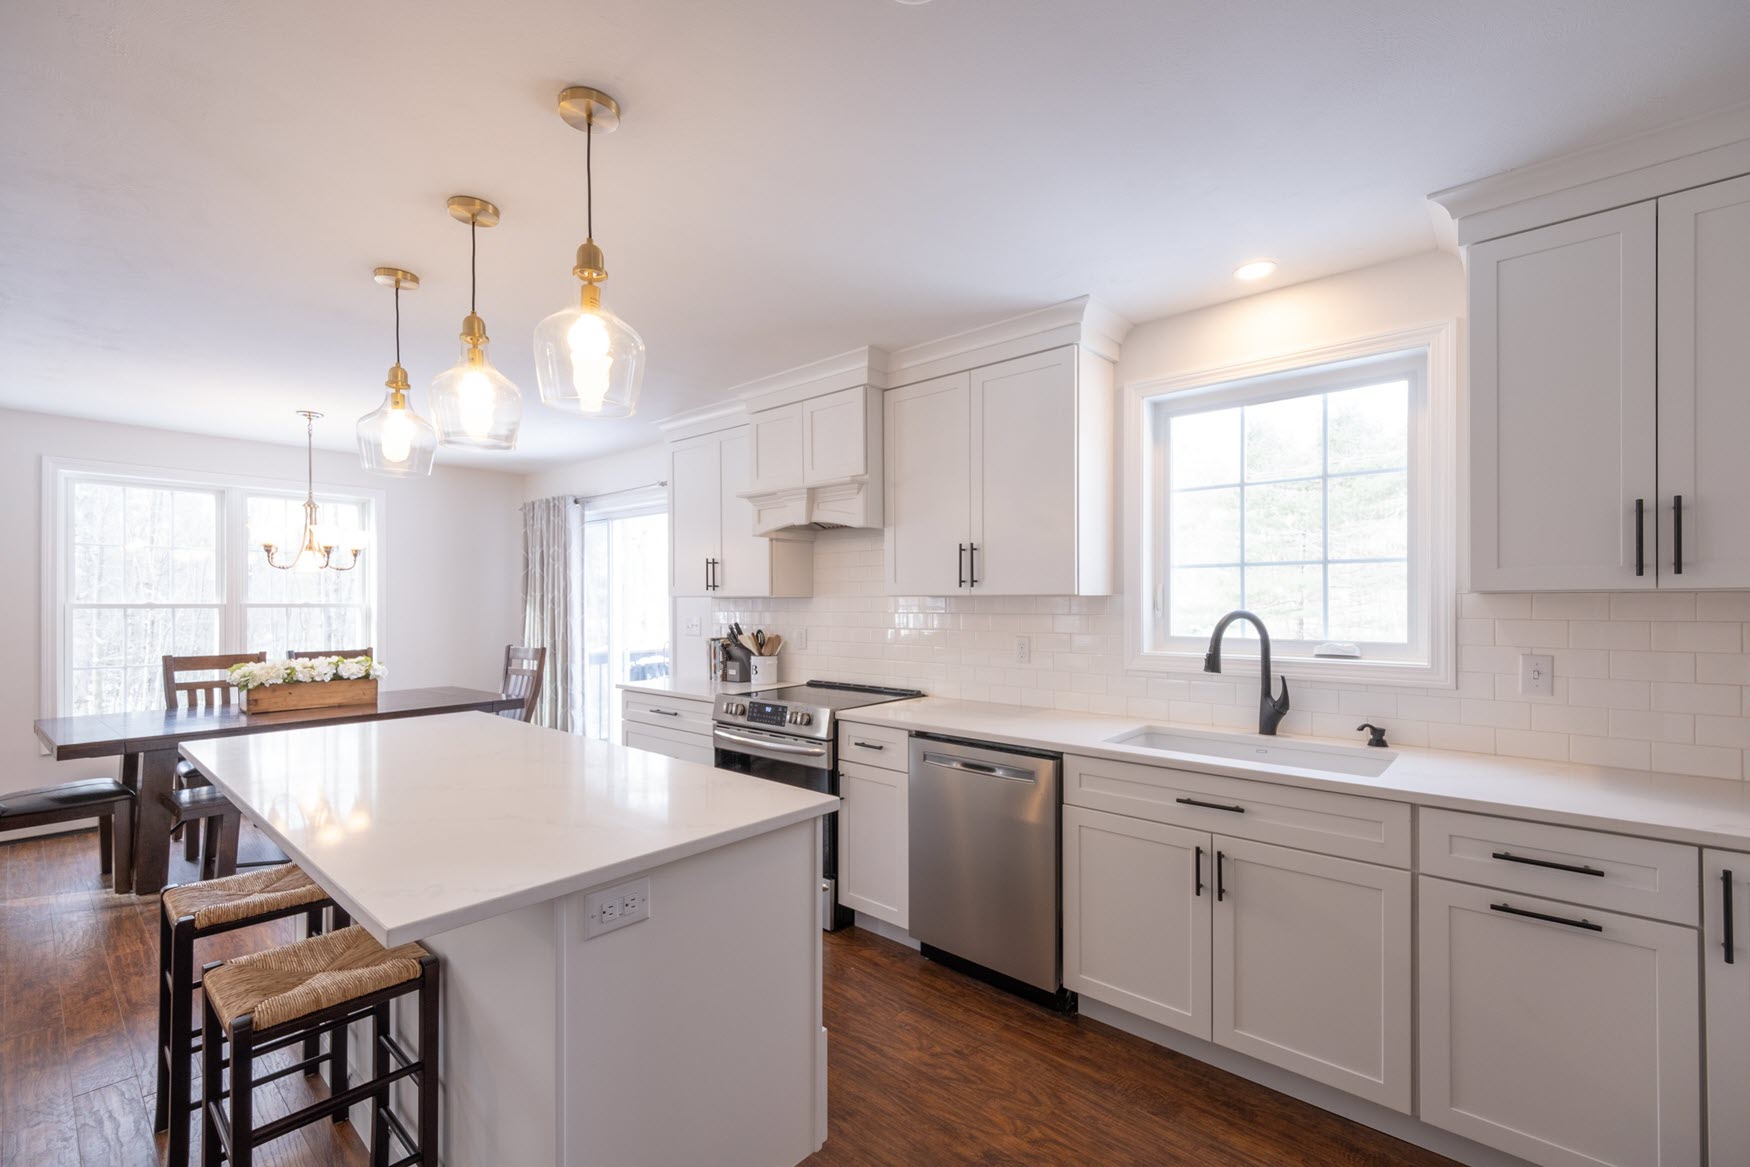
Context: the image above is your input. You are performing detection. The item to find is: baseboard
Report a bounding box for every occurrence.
[0,818,98,844]
[1078,998,1530,1167]
[849,913,919,950]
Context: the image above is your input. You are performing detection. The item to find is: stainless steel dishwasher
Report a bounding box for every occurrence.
[908,735,1072,1009]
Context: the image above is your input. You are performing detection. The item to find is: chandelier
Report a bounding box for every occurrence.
[259,411,366,572]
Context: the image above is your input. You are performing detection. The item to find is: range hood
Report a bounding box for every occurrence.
[743,476,875,534]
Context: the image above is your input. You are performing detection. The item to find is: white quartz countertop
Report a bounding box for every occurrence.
[616,676,765,700]
[180,712,837,946]
[840,698,1750,850]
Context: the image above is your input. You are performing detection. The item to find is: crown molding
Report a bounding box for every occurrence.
[655,399,747,441]
[733,346,891,413]
[1429,101,1750,246]
[885,295,1133,388]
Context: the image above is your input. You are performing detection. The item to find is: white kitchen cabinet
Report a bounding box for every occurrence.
[1418,875,1700,1167]
[884,345,1114,596]
[1468,202,1658,592]
[744,386,883,532]
[1705,849,1750,1166]
[1210,836,1412,1113]
[619,690,715,764]
[668,427,812,598]
[837,760,907,927]
[1063,806,1211,1038]
[1658,174,1750,588]
[747,404,803,493]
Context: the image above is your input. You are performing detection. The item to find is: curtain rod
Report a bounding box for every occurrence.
[568,480,667,504]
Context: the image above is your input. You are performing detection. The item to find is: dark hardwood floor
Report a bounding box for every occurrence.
[3,827,1455,1166]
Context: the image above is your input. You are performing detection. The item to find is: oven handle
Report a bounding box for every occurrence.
[712,726,831,759]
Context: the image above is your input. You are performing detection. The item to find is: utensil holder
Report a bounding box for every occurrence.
[749,656,778,685]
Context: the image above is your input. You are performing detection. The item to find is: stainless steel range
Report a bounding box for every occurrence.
[712,680,922,929]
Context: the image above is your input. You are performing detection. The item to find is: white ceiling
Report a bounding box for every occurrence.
[5,1,1750,472]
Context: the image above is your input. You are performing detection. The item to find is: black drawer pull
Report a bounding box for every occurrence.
[1725,868,1736,966]
[852,741,886,751]
[1634,498,1645,576]
[1194,846,1204,897]
[1490,902,1602,932]
[649,708,681,717]
[1490,851,1605,877]
[1673,495,1684,575]
[1215,850,1227,901]
[1176,796,1246,814]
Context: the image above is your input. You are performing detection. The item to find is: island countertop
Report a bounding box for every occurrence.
[179,711,837,946]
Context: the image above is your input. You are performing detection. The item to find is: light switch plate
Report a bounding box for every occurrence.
[1519,653,1554,697]
[582,878,651,939]
[683,616,702,636]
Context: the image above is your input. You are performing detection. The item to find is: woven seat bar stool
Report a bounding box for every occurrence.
[201,925,439,1167]
[156,865,349,1167]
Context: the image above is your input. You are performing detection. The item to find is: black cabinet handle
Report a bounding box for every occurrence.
[1176,796,1246,814]
[1489,902,1602,932]
[852,741,885,751]
[1194,846,1204,897]
[1215,850,1227,901]
[1490,850,1605,877]
[705,557,712,591]
[968,542,979,587]
[958,543,966,588]
[1725,868,1736,966]
[1634,498,1645,577]
[1673,495,1684,575]
[649,707,680,717]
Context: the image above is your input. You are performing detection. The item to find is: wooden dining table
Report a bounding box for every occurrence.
[33,686,522,895]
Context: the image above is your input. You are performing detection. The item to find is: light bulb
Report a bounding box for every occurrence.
[458,368,495,439]
[567,311,614,413]
[380,406,414,464]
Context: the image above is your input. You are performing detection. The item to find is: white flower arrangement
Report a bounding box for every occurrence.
[229,655,386,690]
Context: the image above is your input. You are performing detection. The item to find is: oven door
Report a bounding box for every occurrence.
[712,723,847,929]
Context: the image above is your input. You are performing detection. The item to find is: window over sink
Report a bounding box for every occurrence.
[1126,325,1456,686]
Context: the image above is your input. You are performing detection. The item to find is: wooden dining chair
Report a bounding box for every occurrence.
[288,647,374,660]
[162,652,266,860]
[502,645,547,722]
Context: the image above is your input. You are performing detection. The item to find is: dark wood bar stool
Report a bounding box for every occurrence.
[201,925,439,1167]
[158,786,254,881]
[0,778,135,891]
[156,866,348,1167]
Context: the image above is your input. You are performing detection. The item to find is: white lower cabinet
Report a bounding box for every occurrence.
[1063,806,1211,1038]
[1418,875,1701,1167]
[837,760,907,927]
[618,691,714,764]
[1062,806,1411,1113]
[1211,836,1412,1113]
[1705,850,1750,1166]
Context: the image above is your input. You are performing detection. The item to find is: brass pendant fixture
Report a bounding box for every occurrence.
[357,267,438,476]
[259,411,366,573]
[429,196,522,449]
[533,86,647,418]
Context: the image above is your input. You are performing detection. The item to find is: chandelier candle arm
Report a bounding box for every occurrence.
[358,267,438,476]
[262,412,367,574]
[430,196,522,449]
[534,85,646,419]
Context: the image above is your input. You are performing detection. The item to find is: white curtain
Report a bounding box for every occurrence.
[520,495,581,731]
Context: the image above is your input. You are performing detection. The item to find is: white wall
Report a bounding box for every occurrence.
[523,441,667,503]
[714,252,1750,782]
[6,407,524,795]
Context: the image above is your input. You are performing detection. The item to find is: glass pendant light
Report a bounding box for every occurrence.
[429,196,521,448]
[357,267,438,476]
[533,86,646,418]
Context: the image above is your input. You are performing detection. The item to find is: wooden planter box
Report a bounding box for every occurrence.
[240,679,379,714]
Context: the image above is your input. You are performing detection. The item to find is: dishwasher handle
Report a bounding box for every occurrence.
[919,751,1039,784]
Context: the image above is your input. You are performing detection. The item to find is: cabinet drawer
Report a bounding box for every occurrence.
[621,691,714,737]
[1418,809,1698,925]
[837,722,908,772]
[623,721,714,766]
[1065,754,1411,867]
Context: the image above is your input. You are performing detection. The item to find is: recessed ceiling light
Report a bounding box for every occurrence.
[1234,259,1277,281]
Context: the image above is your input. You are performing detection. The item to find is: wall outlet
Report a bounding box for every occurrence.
[794,626,808,650]
[683,616,702,637]
[582,878,651,939]
[1015,635,1031,665]
[1519,653,1554,697]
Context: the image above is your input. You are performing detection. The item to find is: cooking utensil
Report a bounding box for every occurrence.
[762,634,783,656]
[754,630,767,654]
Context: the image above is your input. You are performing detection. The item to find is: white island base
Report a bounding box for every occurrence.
[392,819,825,1167]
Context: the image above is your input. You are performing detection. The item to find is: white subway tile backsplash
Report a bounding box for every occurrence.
[714,529,1750,782]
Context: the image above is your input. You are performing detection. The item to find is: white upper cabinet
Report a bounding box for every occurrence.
[1658,174,1750,588]
[1468,202,1658,592]
[744,385,883,533]
[668,427,813,599]
[747,404,803,494]
[1469,171,1750,591]
[885,345,1114,596]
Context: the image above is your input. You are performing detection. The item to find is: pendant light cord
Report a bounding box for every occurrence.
[469,219,478,315]
[586,118,594,240]
[393,283,401,365]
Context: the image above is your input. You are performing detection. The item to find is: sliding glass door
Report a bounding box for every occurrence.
[580,492,671,741]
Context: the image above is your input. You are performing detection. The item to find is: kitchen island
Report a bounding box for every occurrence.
[179,711,837,1167]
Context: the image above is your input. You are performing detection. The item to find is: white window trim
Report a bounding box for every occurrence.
[1122,321,1458,688]
[40,455,388,719]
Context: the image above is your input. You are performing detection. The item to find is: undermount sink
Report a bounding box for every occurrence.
[1106,726,1397,778]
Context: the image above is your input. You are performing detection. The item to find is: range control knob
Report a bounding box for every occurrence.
[725,702,746,716]
[787,710,814,726]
